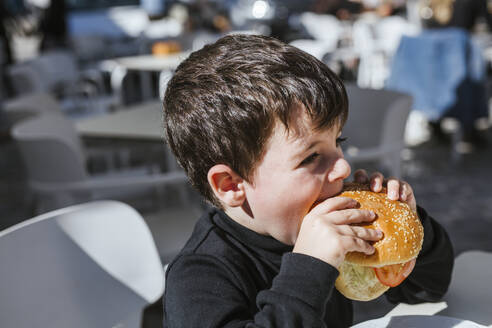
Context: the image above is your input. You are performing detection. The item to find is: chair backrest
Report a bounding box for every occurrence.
[299,13,341,42]
[7,61,48,95]
[0,200,165,328]
[69,35,108,62]
[344,84,412,150]
[2,92,62,125]
[343,85,412,177]
[11,114,88,185]
[34,50,80,89]
[6,51,80,96]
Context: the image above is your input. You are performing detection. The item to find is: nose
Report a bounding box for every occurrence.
[327,157,351,182]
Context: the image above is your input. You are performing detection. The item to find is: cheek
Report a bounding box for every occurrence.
[288,182,322,216]
[257,175,321,218]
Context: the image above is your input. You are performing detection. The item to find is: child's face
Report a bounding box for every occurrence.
[242,109,351,245]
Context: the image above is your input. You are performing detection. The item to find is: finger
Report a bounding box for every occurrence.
[399,182,417,213]
[402,259,416,277]
[337,225,383,242]
[386,177,400,200]
[353,169,369,184]
[311,196,359,214]
[399,181,412,201]
[340,236,375,255]
[370,172,384,192]
[329,208,376,225]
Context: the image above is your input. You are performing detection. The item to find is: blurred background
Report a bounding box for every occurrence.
[1,0,492,326]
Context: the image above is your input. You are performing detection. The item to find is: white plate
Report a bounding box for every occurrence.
[352,315,486,328]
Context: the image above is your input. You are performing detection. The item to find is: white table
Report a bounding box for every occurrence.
[75,101,164,141]
[352,315,485,327]
[76,100,181,171]
[101,52,191,100]
[102,52,191,72]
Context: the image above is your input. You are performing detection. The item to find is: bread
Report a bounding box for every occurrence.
[334,182,424,301]
[335,262,390,301]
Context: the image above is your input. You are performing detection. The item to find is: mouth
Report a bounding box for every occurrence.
[311,182,345,210]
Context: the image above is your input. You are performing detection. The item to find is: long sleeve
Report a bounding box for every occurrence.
[385,206,454,304]
[164,253,339,328]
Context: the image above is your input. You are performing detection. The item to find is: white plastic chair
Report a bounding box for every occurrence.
[352,15,419,89]
[352,18,387,89]
[0,200,164,328]
[11,114,189,214]
[289,13,342,60]
[343,84,413,178]
[374,16,420,59]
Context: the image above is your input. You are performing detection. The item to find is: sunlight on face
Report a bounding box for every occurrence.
[240,109,351,245]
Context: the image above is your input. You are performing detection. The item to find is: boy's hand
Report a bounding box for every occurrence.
[353,169,417,213]
[293,197,383,269]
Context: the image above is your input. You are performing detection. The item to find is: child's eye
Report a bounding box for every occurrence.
[301,152,320,166]
[336,137,348,147]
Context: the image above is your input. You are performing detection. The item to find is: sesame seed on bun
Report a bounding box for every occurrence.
[334,182,424,301]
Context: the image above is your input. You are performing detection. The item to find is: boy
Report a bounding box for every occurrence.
[162,34,454,327]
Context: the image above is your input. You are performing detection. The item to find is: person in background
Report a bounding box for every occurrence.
[39,0,67,51]
[416,0,491,146]
[1,1,13,66]
[310,0,406,20]
[360,0,407,16]
[420,0,492,31]
[185,0,231,34]
[141,0,167,20]
[162,34,454,327]
[0,1,13,99]
[310,0,364,20]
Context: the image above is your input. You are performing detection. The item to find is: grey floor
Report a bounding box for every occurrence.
[1,126,492,325]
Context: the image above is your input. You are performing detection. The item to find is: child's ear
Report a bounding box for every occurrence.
[207,164,246,207]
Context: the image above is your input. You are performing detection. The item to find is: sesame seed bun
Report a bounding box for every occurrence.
[334,182,424,301]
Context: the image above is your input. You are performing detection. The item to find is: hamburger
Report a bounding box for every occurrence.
[334,182,424,301]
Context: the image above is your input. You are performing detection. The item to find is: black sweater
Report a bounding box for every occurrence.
[163,206,453,327]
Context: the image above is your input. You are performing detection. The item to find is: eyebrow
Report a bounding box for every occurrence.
[290,125,343,160]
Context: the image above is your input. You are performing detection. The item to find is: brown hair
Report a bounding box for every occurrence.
[163,34,348,207]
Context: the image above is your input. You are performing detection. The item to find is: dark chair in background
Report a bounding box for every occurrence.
[344,84,413,178]
[11,114,189,214]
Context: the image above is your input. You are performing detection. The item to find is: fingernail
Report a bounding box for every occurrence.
[371,181,377,190]
[348,199,358,206]
[390,190,398,199]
